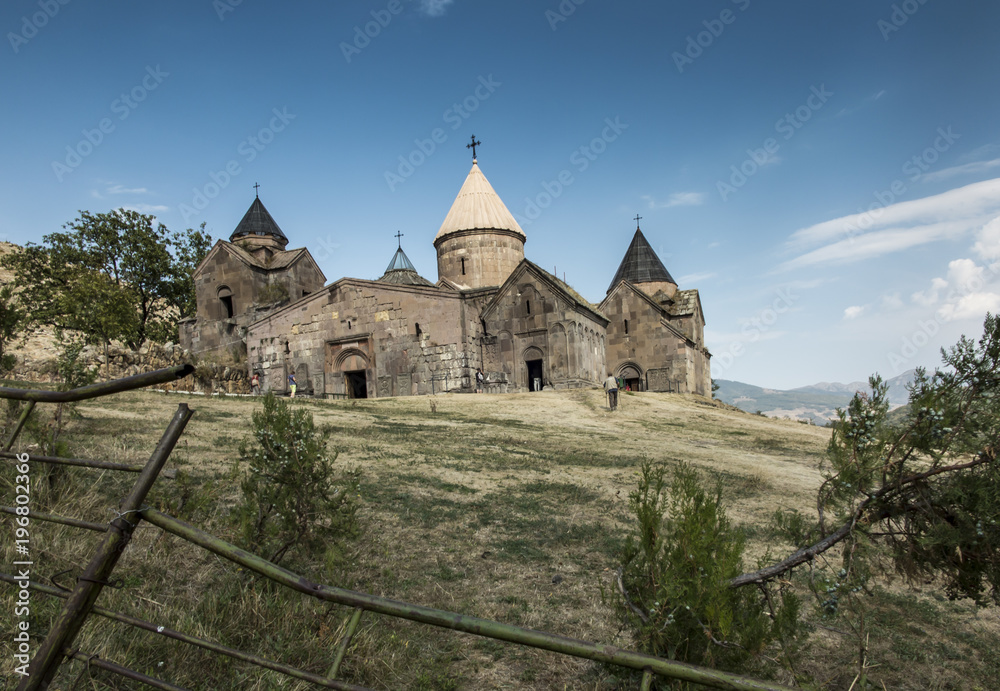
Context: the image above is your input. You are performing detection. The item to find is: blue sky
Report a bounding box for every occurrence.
[2,0,999,388]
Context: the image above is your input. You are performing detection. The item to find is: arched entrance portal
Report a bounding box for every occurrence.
[618,363,644,392]
[334,348,370,399]
[523,346,544,392]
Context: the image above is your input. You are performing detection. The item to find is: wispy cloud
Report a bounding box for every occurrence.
[834,89,886,119]
[676,271,715,284]
[108,184,149,195]
[780,179,1000,271]
[843,305,865,319]
[916,158,1000,184]
[641,191,705,209]
[122,204,169,214]
[418,0,454,17]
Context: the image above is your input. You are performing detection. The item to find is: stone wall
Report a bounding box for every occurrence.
[435,230,525,289]
[247,278,480,398]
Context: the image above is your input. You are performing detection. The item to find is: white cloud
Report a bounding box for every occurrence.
[912,277,948,306]
[788,178,1000,250]
[938,291,1000,321]
[881,292,903,310]
[123,204,169,214]
[917,158,1000,184]
[676,272,715,284]
[843,305,865,319]
[974,216,1000,261]
[108,184,148,195]
[642,192,705,209]
[418,0,454,16]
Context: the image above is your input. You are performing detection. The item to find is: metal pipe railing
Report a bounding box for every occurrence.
[0,364,194,403]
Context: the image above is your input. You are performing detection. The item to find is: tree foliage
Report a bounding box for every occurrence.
[0,285,27,374]
[232,392,358,567]
[619,462,800,676]
[2,209,211,349]
[735,312,1000,604]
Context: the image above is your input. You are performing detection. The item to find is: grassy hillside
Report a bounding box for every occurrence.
[1,387,997,689]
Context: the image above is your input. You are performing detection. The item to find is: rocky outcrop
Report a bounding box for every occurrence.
[9,342,249,394]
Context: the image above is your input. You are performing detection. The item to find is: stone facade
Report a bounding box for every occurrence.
[186,160,712,399]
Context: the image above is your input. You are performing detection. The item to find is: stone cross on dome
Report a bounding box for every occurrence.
[467,135,481,161]
[395,230,404,248]
[253,182,261,198]
[634,214,642,229]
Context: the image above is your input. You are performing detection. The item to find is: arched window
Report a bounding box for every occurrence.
[624,318,629,334]
[217,286,235,319]
[526,299,531,315]
[461,257,466,275]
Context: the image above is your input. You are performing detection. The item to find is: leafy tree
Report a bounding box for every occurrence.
[0,285,27,374]
[232,392,358,567]
[2,209,211,350]
[734,312,1000,603]
[619,462,800,678]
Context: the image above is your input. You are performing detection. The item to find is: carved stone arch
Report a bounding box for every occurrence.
[522,345,544,362]
[333,347,370,372]
[617,361,645,392]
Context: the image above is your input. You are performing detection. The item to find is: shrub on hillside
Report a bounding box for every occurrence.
[232,392,358,568]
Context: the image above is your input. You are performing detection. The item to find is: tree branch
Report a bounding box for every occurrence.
[729,451,993,589]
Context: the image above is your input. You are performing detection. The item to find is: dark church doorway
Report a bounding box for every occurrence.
[345,370,368,399]
[526,359,543,391]
[620,365,643,392]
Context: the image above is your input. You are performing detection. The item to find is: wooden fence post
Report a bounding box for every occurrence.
[17,403,193,691]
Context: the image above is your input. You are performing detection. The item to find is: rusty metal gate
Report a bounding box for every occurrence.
[0,365,790,690]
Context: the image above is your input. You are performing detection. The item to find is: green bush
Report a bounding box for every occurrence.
[618,461,799,677]
[232,392,359,568]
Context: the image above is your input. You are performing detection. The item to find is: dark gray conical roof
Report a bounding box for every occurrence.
[378,246,434,287]
[607,228,675,293]
[229,196,289,246]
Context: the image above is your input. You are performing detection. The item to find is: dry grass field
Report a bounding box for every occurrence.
[2,386,999,689]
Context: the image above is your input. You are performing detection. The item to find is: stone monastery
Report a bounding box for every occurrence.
[179,154,712,398]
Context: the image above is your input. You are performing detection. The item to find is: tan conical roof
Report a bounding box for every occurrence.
[434,161,526,242]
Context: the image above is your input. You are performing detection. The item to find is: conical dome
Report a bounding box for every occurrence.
[434,161,525,242]
[230,196,289,250]
[378,246,434,287]
[607,228,676,294]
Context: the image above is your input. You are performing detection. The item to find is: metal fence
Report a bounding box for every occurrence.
[1,365,791,691]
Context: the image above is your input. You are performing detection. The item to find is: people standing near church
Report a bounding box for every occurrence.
[288,372,297,398]
[250,372,260,395]
[604,372,619,411]
[476,368,485,393]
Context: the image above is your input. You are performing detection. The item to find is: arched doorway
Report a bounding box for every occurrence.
[334,348,370,399]
[618,363,644,392]
[523,346,544,392]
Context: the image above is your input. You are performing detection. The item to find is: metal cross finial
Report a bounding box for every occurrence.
[634,214,642,229]
[467,135,481,160]
[253,182,261,198]
[395,230,404,248]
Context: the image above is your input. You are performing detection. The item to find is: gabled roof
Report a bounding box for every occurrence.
[664,289,703,318]
[229,196,289,246]
[482,259,608,326]
[607,228,675,293]
[378,247,435,287]
[192,240,325,281]
[599,280,696,345]
[435,161,525,242]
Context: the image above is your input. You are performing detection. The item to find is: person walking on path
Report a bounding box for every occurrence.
[604,372,619,411]
[476,368,485,393]
[288,372,297,398]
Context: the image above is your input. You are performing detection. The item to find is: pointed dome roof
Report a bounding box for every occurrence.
[434,161,525,242]
[378,246,435,287]
[607,228,676,293]
[230,196,288,247]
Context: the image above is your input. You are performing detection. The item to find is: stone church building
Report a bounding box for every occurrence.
[180,158,711,398]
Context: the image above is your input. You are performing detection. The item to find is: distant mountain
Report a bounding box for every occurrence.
[714,370,916,424]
